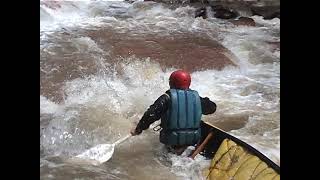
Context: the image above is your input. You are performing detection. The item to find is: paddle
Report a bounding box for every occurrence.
[190,131,214,159]
[74,134,131,165]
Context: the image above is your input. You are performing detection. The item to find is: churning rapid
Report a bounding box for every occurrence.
[40,0,280,179]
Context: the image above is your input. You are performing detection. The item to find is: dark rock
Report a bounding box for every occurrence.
[212,5,238,19]
[206,1,279,20]
[251,5,280,19]
[195,7,207,19]
[230,17,255,26]
[190,0,208,3]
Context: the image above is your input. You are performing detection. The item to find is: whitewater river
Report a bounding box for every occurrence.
[40,1,280,179]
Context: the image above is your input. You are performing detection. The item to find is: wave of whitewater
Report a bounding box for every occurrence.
[40,1,279,179]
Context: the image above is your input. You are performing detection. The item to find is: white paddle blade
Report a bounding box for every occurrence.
[75,144,115,164]
[72,135,131,165]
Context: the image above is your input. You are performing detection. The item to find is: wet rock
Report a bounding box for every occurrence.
[148,0,279,20]
[195,7,207,19]
[207,0,279,20]
[41,0,61,10]
[212,5,238,19]
[251,5,280,19]
[230,17,255,26]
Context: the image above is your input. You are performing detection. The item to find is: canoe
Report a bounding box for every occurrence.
[198,121,280,180]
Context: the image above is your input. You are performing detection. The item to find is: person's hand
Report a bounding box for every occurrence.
[130,127,139,136]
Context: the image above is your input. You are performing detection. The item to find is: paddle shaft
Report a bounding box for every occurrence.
[190,131,214,159]
[114,134,131,146]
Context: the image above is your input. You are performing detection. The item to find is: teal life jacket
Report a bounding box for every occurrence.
[160,89,202,146]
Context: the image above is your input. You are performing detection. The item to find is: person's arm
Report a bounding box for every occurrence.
[132,93,170,135]
[200,97,216,115]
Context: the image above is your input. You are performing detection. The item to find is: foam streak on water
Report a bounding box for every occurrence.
[41,1,280,179]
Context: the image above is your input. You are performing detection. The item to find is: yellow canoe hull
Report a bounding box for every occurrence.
[200,121,280,180]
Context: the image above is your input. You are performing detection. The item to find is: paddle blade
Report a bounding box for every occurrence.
[71,135,131,165]
[75,144,115,164]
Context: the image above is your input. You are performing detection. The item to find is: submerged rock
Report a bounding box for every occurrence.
[86,30,237,72]
[230,17,256,26]
[195,7,207,19]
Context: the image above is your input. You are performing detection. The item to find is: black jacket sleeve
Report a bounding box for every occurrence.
[135,93,170,134]
[201,97,217,115]
[135,91,217,134]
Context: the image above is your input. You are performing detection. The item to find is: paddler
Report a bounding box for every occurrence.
[130,70,217,155]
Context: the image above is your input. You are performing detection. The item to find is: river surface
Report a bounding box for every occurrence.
[40,1,280,179]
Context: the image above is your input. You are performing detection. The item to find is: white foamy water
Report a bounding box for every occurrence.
[40,0,132,33]
[41,1,280,179]
[40,96,61,114]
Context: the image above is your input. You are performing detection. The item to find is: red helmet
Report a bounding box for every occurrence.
[169,70,191,89]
